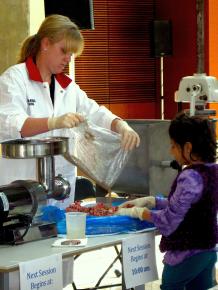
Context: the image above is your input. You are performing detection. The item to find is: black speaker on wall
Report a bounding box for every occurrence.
[44,0,94,30]
[151,20,172,57]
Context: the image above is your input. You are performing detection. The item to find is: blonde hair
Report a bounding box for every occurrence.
[17,14,84,63]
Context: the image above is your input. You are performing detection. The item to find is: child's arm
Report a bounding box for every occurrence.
[116,169,204,237]
[155,196,168,209]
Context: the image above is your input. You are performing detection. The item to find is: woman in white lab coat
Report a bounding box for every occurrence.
[0,14,140,209]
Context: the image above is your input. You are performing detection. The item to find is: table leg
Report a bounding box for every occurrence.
[134,286,145,290]
[0,272,10,290]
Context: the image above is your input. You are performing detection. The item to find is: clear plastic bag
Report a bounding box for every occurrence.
[63,120,131,190]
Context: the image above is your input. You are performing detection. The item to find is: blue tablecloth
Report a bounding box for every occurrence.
[40,205,155,236]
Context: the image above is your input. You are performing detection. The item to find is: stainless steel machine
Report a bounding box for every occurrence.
[0,137,70,245]
[96,119,178,199]
[175,73,218,116]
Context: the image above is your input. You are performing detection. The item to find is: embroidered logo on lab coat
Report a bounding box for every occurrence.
[27,98,36,106]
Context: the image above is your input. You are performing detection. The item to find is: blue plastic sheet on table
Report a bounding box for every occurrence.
[111,200,125,207]
[40,205,65,223]
[40,205,156,236]
[57,215,155,236]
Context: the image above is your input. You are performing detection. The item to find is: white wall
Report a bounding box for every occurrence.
[29,0,45,34]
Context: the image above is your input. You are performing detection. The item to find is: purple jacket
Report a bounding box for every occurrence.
[151,163,218,265]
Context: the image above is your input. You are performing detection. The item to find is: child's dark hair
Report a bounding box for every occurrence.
[169,112,217,163]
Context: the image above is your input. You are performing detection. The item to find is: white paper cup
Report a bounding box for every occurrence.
[66,212,87,239]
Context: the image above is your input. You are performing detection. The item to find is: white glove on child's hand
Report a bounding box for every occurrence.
[116,207,145,220]
[48,113,84,130]
[120,196,155,209]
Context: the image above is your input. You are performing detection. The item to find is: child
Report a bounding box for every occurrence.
[117,112,218,290]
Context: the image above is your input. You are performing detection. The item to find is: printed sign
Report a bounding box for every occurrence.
[19,254,63,290]
[122,232,158,289]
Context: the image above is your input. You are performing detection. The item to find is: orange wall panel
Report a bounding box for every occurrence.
[108,102,156,119]
[207,0,218,136]
[208,0,218,77]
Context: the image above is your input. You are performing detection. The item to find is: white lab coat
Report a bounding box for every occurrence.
[0,58,118,208]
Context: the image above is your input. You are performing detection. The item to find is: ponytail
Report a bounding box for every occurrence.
[17,34,40,63]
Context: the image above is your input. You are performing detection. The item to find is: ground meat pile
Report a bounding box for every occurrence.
[66,201,118,216]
